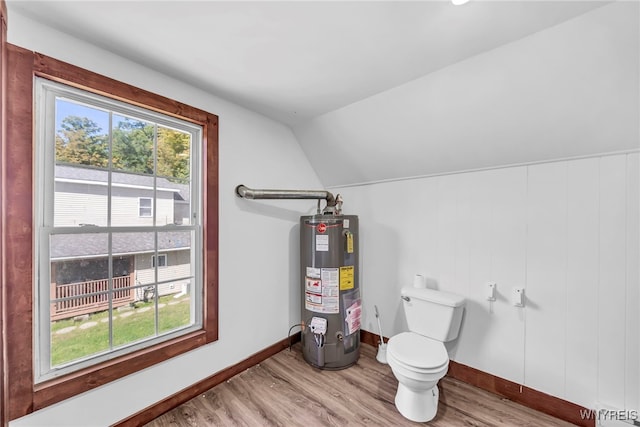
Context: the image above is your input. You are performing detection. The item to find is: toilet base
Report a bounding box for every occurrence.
[395,383,439,422]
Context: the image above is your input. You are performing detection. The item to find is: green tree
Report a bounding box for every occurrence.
[55,116,108,167]
[157,127,190,181]
[55,115,189,180]
[111,118,154,175]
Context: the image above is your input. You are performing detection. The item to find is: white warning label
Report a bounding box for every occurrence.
[316,235,329,251]
[304,267,340,314]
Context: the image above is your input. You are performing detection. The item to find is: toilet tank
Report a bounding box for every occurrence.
[401,286,465,342]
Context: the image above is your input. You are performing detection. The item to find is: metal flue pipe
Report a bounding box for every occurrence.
[235,184,336,207]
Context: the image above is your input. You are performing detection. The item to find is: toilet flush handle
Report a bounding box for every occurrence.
[401,296,410,302]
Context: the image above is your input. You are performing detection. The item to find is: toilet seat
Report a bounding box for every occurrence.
[387,332,448,373]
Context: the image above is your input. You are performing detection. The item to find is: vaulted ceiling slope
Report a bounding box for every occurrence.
[294,1,639,186]
[8,1,638,187]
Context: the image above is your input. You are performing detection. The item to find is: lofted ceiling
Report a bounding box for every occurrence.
[8,1,638,186]
[9,0,608,126]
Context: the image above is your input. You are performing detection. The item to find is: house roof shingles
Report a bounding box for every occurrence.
[56,164,190,203]
[51,231,192,260]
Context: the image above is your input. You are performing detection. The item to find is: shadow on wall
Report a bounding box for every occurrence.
[234,195,310,223]
[449,299,491,361]
[289,224,301,327]
[358,221,406,337]
[425,276,439,290]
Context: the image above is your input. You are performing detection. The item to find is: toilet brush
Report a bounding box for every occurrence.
[374,305,387,364]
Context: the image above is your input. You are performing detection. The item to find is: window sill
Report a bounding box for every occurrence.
[33,328,211,410]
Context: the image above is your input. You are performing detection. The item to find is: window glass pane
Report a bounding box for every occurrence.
[158,126,191,225]
[159,289,191,334]
[111,232,155,347]
[50,233,110,366]
[54,99,109,227]
[112,298,156,348]
[111,177,156,227]
[55,99,109,169]
[113,298,156,348]
[111,232,155,286]
[55,164,108,227]
[157,231,194,332]
[110,113,155,226]
[157,126,190,180]
[157,231,192,280]
[111,115,154,175]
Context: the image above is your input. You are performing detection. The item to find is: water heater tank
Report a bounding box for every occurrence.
[300,215,360,369]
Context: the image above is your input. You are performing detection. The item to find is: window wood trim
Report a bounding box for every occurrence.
[1,1,7,425]
[4,43,219,420]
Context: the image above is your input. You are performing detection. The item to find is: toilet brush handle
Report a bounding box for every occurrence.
[375,305,385,345]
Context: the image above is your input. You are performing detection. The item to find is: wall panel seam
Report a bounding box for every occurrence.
[595,157,601,404]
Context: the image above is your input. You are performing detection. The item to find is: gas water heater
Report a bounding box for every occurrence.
[300,214,360,369]
[235,185,360,370]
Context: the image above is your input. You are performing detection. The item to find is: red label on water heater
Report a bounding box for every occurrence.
[317,223,327,233]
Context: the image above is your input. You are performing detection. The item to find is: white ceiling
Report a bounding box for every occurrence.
[8,0,609,126]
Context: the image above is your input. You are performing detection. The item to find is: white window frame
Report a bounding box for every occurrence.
[34,78,204,383]
[139,197,153,217]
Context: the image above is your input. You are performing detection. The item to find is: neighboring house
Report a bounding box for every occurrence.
[54,164,191,227]
[50,164,192,321]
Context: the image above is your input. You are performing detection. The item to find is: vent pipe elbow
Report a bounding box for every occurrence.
[235,184,253,199]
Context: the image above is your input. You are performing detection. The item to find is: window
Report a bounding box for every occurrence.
[35,78,205,381]
[4,45,218,420]
[139,197,153,217]
[152,254,167,268]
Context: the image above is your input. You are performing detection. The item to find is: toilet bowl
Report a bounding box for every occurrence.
[387,284,465,422]
[387,332,449,422]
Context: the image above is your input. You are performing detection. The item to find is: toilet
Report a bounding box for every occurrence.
[386,285,465,422]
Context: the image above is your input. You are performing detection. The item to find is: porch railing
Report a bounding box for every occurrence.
[51,274,135,321]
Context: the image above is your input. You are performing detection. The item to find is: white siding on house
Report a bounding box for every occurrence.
[111,187,175,226]
[54,181,108,226]
[135,250,191,298]
[54,181,176,227]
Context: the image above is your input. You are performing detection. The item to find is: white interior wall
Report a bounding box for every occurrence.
[7,11,322,427]
[339,153,639,411]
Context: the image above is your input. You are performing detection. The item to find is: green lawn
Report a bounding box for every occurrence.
[51,295,191,366]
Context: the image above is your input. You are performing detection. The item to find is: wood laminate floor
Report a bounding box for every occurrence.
[146,343,575,426]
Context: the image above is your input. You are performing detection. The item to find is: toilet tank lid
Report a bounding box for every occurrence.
[401,286,465,307]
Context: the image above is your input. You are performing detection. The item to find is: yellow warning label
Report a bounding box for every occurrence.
[346,232,354,254]
[340,265,354,290]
